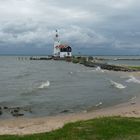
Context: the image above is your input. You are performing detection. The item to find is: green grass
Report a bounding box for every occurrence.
[127,66,140,70]
[72,58,80,64]
[0,117,140,140]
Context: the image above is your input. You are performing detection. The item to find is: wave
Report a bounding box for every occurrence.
[38,81,50,89]
[68,71,74,75]
[95,66,104,73]
[21,81,50,96]
[110,80,126,89]
[95,102,103,107]
[130,96,136,101]
[14,73,31,79]
[126,76,140,84]
[78,67,104,73]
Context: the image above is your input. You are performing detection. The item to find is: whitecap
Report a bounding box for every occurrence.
[38,81,50,89]
[15,73,31,79]
[126,76,140,84]
[130,96,137,101]
[110,80,126,89]
[95,66,104,73]
[68,72,73,75]
[95,102,103,107]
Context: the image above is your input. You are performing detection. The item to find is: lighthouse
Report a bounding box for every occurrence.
[53,30,72,58]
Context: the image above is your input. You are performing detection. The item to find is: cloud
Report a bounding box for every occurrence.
[0,0,140,54]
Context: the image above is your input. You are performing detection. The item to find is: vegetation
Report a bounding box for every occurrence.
[79,57,87,64]
[72,58,80,63]
[127,66,140,70]
[0,117,140,140]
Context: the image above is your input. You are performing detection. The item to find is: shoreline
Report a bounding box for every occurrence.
[0,96,139,135]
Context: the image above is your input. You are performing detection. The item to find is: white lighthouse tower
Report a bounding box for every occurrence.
[53,30,72,58]
[53,30,60,57]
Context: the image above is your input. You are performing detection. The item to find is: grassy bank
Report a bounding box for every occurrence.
[0,117,140,140]
[127,66,140,70]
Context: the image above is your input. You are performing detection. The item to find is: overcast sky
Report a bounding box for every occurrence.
[0,0,140,55]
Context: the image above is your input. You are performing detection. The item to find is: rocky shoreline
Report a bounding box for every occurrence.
[83,61,138,72]
[0,106,32,117]
[0,95,139,135]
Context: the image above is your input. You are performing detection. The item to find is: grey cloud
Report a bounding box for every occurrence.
[0,0,140,54]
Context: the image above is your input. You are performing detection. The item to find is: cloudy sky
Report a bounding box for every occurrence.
[0,0,140,55]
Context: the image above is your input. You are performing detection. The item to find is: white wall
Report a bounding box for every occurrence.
[60,52,72,58]
[53,41,60,56]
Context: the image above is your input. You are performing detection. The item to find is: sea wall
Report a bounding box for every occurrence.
[27,56,140,72]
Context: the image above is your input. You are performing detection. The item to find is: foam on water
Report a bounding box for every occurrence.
[77,67,105,73]
[126,76,140,84]
[95,102,103,107]
[130,96,137,101]
[95,66,104,73]
[14,73,31,79]
[110,80,126,89]
[38,81,50,89]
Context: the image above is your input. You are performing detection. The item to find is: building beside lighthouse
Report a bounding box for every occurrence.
[53,30,72,58]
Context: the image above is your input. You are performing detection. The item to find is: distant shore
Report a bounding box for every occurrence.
[0,86,139,135]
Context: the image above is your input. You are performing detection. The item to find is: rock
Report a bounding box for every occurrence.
[11,108,24,117]
[10,110,14,114]
[131,102,136,105]
[60,110,70,113]
[15,107,20,110]
[13,109,19,113]
[11,112,24,117]
[3,106,8,110]
[18,113,24,116]
[0,111,2,115]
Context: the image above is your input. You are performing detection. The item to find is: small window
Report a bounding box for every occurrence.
[67,46,72,52]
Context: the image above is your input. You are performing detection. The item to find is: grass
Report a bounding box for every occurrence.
[72,58,80,63]
[127,66,140,70]
[0,117,140,140]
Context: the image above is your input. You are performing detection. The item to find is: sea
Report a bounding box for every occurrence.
[0,55,140,118]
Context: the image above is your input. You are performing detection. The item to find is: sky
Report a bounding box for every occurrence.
[0,0,140,55]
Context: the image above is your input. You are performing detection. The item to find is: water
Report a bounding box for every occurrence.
[0,56,140,118]
[94,55,140,66]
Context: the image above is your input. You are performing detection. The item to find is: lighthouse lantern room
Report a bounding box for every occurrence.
[53,30,72,58]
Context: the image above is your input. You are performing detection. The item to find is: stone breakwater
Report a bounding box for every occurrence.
[18,56,140,72]
[83,62,138,72]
